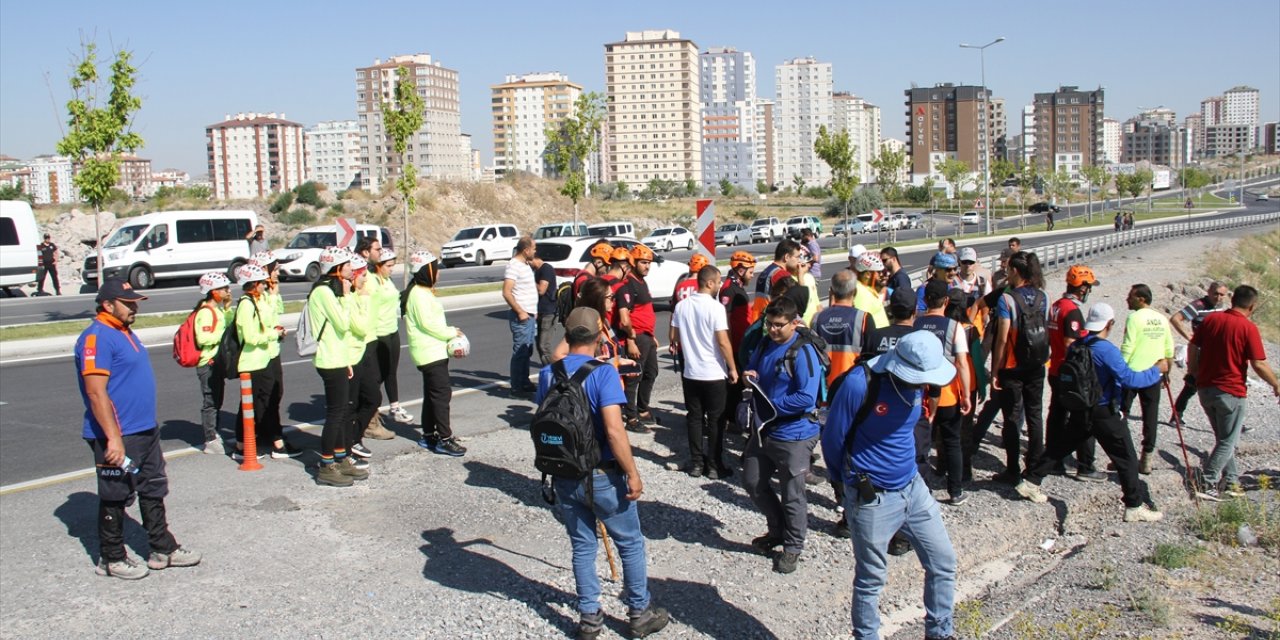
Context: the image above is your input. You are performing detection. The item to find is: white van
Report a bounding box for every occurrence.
[278,224,392,281]
[0,200,39,292]
[586,221,635,239]
[534,222,588,240]
[84,210,259,289]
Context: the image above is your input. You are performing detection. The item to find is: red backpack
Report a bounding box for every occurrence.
[173,305,216,367]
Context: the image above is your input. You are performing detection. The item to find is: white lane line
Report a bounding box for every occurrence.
[0,401,7,406]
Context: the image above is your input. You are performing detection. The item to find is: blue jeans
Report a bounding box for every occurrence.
[1198,387,1247,487]
[509,311,537,391]
[847,473,956,640]
[554,471,651,614]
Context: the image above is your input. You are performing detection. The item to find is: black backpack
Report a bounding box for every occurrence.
[555,281,575,327]
[1056,336,1101,411]
[754,325,832,405]
[219,297,262,380]
[1010,290,1050,368]
[531,359,603,481]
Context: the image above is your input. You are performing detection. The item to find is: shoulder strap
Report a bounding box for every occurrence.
[841,365,882,458]
[569,358,602,385]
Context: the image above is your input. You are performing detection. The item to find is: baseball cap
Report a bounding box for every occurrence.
[888,286,915,311]
[924,280,950,303]
[869,331,956,386]
[848,243,867,258]
[958,247,978,263]
[931,252,959,269]
[1083,302,1115,332]
[95,278,148,303]
[565,307,602,341]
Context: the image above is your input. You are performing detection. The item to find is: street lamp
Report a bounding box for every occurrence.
[960,37,1005,235]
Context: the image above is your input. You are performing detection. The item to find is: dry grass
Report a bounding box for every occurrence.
[1206,230,1280,342]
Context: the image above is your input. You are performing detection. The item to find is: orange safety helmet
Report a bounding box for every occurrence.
[687,254,709,273]
[729,251,757,268]
[588,241,614,263]
[1065,265,1100,287]
[630,243,655,262]
[610,246,634,266]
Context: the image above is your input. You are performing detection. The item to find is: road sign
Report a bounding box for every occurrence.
[336,217,358,249]
[974,199,985,209]
[870,209,884,222]
[694,199,715,261]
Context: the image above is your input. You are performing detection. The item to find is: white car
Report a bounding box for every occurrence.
[278,224,391,281]
[83,209,258,289]
[441,224,520,267]
[641,226,694,252]
[535,236,687,305]
[715,223,752,246]
[748,217,785,242]
[960,211,982,225]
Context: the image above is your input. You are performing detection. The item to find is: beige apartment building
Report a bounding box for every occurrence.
[491,72,582,177]
[832,92,881,185]
[603,30,702,186]
[903,83,999,188]
[206,112,306,200]
[1031,85,1105,178]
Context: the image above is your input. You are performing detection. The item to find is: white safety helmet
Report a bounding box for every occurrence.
[349,256,368,273]
[319,246,352,271]
[409,250,438,272]
[249,250,278,268]
[854,253,884,273]
[848,244,867,259]
[199,272,232,295]
[447,333,471,359]
[377,248,397,265]
[236,264,270,287]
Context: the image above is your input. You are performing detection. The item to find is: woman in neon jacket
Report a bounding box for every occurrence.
[403,250,467,457]
[307,248,368,487]
[371,250,412,424]
[193,272,231,454]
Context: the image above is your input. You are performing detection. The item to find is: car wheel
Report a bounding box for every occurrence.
[304,262,321,281]
[129,265,154,290]
[474,250,486,267]
[225,259,245,282]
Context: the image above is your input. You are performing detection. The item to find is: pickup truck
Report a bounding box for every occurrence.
[785,215,823,238]
[748,217,785,243]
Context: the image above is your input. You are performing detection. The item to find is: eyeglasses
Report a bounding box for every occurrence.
[605,294,615,299]
[945,267,959,273]
[766,320,793,330]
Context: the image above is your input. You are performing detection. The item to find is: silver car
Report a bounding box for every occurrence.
[715,223,752,246]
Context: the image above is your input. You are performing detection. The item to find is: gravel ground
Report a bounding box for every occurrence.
[1,228,1276,639]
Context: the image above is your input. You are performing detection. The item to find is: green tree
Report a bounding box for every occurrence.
[755,179,769,194]
[867,143,907,199]
[1181,167,1212,205]
[380,65,424,284]
[1133,168,1154,210]
[616,180,629,199]
[1078,164,1108,222]
[791,174,807,195]
[934,158,971,212]
[0,181,34,204]
[990,159,1016,194]
[269,191,294,213]
[813,125,858,246]
[545,92,605,225]
[719,177,734,197]
[55,41,143,284]
[186,184,211,200]
[684,178,699,197]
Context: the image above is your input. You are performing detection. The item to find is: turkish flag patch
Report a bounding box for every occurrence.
[874,402,890,416]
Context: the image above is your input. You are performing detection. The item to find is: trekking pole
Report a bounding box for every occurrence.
[1161,378,1197,501]
[238,373,263,471]
[597,521,619,582]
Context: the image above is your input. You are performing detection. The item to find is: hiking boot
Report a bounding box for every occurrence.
[1123,505,1164,523]
[833,519,850,538]
[350,443,373,458]
[337,456,369,480]
[364,416,396,441]
[1139,452,1152,475]
[888,534,913,556]
[96,556,149,580]
[577,610,605,640]
[432,437,467,457]
[1196,487,1223,502]
[147,546,201,570]
[772,550,800,574]
[1075,470,1108,482]
[1014,481,1048,503]
[627,606,670,638]
[389,406,414,423]
[202,439,224,455]
[750,534,783,554]
[316,462,354,487]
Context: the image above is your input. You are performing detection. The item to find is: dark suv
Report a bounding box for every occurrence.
[1028,202,1060,214]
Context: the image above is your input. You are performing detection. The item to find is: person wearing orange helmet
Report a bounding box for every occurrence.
[671,253,711,309]
[1041,265,1103,481]
[618,243,660,432]
[574,240,614,300]
[718,251,757,434]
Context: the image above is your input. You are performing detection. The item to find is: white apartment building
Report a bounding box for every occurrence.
[878,137,909,185]
[699,47,756,192]
[26,155,77,205]
[1102,118,1121,164]
[357,54,470,192]
[604,30,702,186]
[775,57,833,188]
[754,99,776,189]
[305,120,361,192]
[491,72,582,178]
[832,93,880,185]
[206,112,306,200]
[1020,105,1037,165]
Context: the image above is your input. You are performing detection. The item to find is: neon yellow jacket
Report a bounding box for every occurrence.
[235,295,275,373]
[405,285,455,366]
[1121,307,1174,370]
[308,285,354,370]
[193,303,227,367]
[263,288,284,360]
[371,274,401,337]
[348,289,375,363]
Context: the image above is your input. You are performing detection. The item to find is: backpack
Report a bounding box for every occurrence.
[172,304,215,368]
[555,281,575,327]
[1010,289,1050,368]
[220,297,262,380]
[751,325,832,415]
[530,359,603,481]
[1056,336,1101,411]
[295,295,327,357]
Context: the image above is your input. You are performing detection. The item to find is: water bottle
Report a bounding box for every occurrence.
[119,456,140,475]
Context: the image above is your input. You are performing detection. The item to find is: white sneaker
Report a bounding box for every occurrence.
[96,556,149,580]
[389,406,414,423]
[1014,481,1048,503]
[202,439,224,455]
[1124,505,1164,522]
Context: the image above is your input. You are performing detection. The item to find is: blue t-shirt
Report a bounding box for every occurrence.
[747,333,821,441]
[1079,335,1162,407]
[75,316,158,440]
[822,366,922,491]
[536,354,628,461]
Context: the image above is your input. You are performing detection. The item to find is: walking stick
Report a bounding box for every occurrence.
[1162,378,1199,502]
[597,521,619,582]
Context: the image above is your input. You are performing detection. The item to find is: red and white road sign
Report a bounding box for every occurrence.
[870,209,885,222]
[694,199,716,261]
[974,199,985,209]
[336,217,358,249]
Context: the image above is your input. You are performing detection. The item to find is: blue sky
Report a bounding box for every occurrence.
[2,0,1277,176]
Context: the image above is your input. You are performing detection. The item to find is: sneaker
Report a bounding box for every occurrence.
[1224,484,1246,498]
[316,462,354,487]
[1123,504,1164,523]
[389,406,414,423]
[147,546,201,570]
[833,519,850,538]
[686,465,703,478]
[949,492,969,506]
[202,439,224,455]
[232,449,266,462]
[432,437,467,457]
[1139,452,1152,475]
[337,456,369,480]
[627,606,670,638]
[417,436,438,450]
[96,556,149,580]
[750,534,783,554]
[350,443,373,458]
[1075,470,1108,482]
[577,610,605,640]
[349,456,370,470]
[772,550,800,574]
[1196,487,1223,502]
[888,534,913,556]
[1015,480,1049,503]
[625,418,653,434]
[270,443,303,459]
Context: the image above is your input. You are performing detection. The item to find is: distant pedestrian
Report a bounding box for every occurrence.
[801,227,822,280]
[404,251,467,457]
[36,233,61,295]
[502,236,539,397]
[533,252,558,365]
[193,272,231,454]
[1120,284,1174,475]
[1114,212,1122,232]
[245,224,268,255]
[370,249,412,430]
[75,278,201,579]
[1188,285,1280,501]
[1170,281,1229,420]
[1045,210,1055,231]
[670,265,738,478]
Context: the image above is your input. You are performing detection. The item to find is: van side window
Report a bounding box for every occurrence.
[380,229,392,249]
[177,220,213,243]
[146,224,169,249]
[482,228,496,240]
[212,219,247,241]
[0,218,18,246]
[499,226,517,238]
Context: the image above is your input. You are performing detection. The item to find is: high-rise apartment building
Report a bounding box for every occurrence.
[878,137,910,185]
[699,47,756,192]
[1184,114,1203,157]
[603,30,702,186]
[1201,85,1261,155]
[491,72,582,178]
[754,99,776,189]
[832,93,881,184]
[1020,104,1037,165]
[206,112,306,200]
[1121,118,1184,166]
[116,155,152,200]
[775,57,833,187]
[1031,85,1105,178]
[305,120,361,192]
[1102,118,1122,164]
[1204,125,1252,156]
[356,54,469,192]
[903,83,998,186]
[1265,122,1279,155]
[990,98,1008,162]
[25,155,76,205]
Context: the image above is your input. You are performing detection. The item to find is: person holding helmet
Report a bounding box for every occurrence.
[307,247,368,486]
[852,253,889,330]
[370,249,412,432]
[620,243,661,432]
[193,272,231,454]
[233,264,294,461]
[403,250,467,457]
[345,256,381,463]
[1044,266,1103,480]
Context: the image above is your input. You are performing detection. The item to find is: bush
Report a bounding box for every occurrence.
[269,191,294,213]
[327,203,345,216]
[735,208,758,221]
[804,186,830,199]
[279,207,315,226]
[186,185,211,200]
[1145,542,1201,569]
[294,181,322,207]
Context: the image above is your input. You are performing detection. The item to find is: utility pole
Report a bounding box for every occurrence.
[960,37,1005,236]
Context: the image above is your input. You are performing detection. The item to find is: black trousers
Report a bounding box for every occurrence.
[719,378,745,432]
[933,404,964,496]
[419,359,453,440]
[1173,375,1197,418]
[317,367,351,457]
[1123,381,1162,453]
[87,429,177,562]
[996,367,1045,474]
[350,343,381,447]
[235,356,283,446]
[681,377,727,470]
[1027,404,1149,508]
[36,264,60,293]
[625,333,659,417]
[375,333,401,404]
[1046,375,1097,472]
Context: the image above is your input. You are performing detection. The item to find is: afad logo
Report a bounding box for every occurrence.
[540,433,564,446]
[874,402,890,416]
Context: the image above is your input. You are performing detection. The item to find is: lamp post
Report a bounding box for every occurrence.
[960,37,1004,235]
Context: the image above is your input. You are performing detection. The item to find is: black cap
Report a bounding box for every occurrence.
[95,278,148,304]
[889,286,915,310]
[924,280,950,303]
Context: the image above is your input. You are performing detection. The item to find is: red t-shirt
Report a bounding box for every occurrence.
[1191,308,1266,398]
[622,273,657,336]
[600,273,626,329]
[672,276,698,307]
[1047,295,1087,376]
[720,274,751,352]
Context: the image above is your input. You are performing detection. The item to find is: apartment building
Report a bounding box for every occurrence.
[903,83,998,187]
[305,120,361,192]
[699,47,756,192]
[754,99,776,189]
[116,155,152,200]
[775,57,833,187]
[1102,118,1121,164]
[990,98,1008,162]
[1031,85,1105,178]
[1201,85,1261,155]
[25,155,77,204]
[603,30,702,186]
[356,54,469,192]
[491,72,582,178]
[1265,122,1278,155]
[1020,104,1037,165]
[832,93,881,184]
[878,137,909,185]
[1185,114,1203,157]
[206,112,306,200]
[1204,124,1252,157]
[1121,118,1184,166]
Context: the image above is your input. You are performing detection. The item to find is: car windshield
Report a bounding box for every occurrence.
[786,218,803,224]
[453,228,483,241]
[650,229,670,236]
[287,231,337,249]
[536,243,573,262]
[105,225,147,248]
[751,220,768,226]
[717,224,738,232]
[587,227,612,237]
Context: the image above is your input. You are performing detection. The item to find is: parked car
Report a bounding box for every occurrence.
[831,219,866,237]
[1028,202,1060,214]
[278,224,392,281]
[534,222,588,239]
[440,224,520,267]
[855,212,883,233]
[536,236,685,305]
[886,212,911,230]
[714,223,752,246]
[83,209,259,289]
[904,212,925,229]
[960,211,982,225]
[0,200,38,293]
[1257,193,1270,202]
[748,217,785,242]
[784,215,823,238]
[586,221,636,239]
[641,226,695,252]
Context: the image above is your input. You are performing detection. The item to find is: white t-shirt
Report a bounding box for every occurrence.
[671,291,730,381]
[504,259,538,316]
